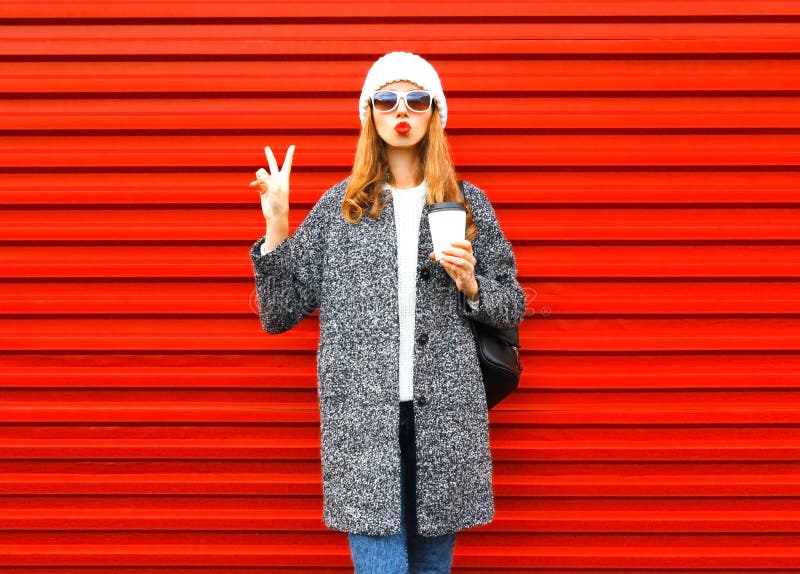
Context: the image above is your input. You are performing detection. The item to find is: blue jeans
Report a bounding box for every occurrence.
[348,400,457,573]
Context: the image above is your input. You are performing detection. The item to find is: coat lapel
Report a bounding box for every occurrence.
[380,186,399,279]
[417,201,434,262]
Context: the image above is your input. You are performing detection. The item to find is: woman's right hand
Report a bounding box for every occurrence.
[249,145,295,223]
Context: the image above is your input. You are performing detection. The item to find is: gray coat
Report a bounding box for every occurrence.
[249,177,525,537]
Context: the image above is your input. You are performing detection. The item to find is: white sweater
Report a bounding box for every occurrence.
[261,181,478,402]
[390,180,430,401]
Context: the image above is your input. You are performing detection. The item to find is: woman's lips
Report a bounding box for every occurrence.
[394,122,411,135]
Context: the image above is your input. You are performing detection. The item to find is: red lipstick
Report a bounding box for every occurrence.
[395,122,411,135]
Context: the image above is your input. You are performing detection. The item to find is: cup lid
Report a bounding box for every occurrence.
[428,202,466,213]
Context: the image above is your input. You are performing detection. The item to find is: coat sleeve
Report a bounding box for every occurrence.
[249,189,332,334]
[456,181,527,330]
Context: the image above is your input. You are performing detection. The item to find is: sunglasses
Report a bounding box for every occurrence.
[371,90,433,113]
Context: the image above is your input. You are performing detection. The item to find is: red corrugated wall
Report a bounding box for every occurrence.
[2,1,800,571]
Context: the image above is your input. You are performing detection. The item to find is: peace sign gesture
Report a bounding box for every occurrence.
[249,145,295,223]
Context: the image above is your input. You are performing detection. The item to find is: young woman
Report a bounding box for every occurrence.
[249,52,525,573]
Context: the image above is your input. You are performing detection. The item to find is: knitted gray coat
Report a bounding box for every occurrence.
[249,177,525,537]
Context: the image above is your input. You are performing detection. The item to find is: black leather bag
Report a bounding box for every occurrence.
[469,315,522,409]
[458,180,523,409]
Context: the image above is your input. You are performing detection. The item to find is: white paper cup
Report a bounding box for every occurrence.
[428,202,467,261]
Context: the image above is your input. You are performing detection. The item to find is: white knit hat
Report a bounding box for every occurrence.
[359,51,448,128]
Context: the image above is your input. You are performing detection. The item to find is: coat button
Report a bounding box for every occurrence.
[420,268,431,280]
[417,333,428,345]
[417,395,428,406]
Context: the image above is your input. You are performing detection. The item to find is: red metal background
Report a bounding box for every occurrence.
[2,1,800,571]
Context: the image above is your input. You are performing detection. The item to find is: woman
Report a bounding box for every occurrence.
[249,52,525,573]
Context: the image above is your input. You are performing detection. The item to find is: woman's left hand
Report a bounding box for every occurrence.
[430,239,479,300]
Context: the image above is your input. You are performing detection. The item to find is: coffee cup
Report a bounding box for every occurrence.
[428,202,467,261]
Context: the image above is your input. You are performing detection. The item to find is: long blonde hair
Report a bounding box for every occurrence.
[342,103,477,241]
